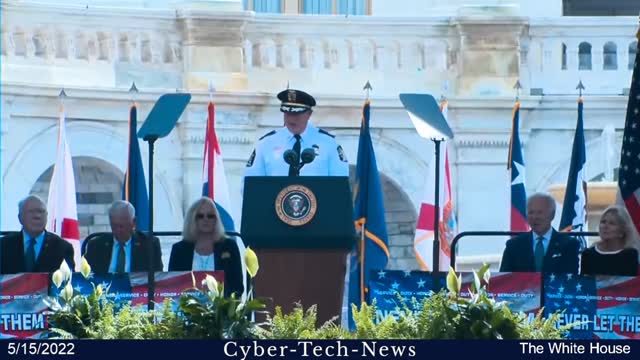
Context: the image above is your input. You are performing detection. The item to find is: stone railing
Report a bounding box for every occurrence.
[1,2,183,88]
[2,2,638,96]
[240,15,453,95]
[525,17,637,96]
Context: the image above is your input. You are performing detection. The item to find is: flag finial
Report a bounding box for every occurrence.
[513,80,522,101]
[363,81,372,100]
[208,80,215,101]
[58,88,67,101]
[576,80,585,97]
[286,80,290,90]
[440,80,449,102]
[129,82,138,102]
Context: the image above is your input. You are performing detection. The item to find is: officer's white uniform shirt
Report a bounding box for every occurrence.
[244,123,349,177]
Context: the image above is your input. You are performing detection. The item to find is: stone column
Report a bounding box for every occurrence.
[453,116,516,260]
[453,7,527,96]
[177,1,249,92]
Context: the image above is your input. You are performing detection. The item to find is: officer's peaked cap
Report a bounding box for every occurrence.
[277,89,316,113]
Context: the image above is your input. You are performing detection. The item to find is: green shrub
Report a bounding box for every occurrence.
[45,260,572,340]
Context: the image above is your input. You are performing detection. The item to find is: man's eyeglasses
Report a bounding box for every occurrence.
[196,213,216,220]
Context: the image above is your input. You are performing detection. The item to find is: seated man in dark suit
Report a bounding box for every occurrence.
[500,193,579,273]
[84,200,163,273]
[1,195,75,274]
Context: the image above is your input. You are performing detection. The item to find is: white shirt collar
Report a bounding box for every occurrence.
[533,227,553,242]
[285,122,315,141]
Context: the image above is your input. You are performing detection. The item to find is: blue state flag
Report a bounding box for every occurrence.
[123,104,150,232]
[560,98,587,250]
[348,100,390,329]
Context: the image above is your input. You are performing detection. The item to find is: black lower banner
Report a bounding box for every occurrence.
[1,340,638,360]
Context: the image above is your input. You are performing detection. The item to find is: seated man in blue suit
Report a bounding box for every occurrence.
[500,193,580,273]
[84,200,163,273]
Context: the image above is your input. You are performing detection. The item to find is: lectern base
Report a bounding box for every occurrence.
[254,249,348,326]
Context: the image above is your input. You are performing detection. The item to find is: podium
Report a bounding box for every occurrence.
[242,176,355,325]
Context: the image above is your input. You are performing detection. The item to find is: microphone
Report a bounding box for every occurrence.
[283,149,298,165]
[300,148,316,164]
[298,148,316,173]
[283,149,299,176]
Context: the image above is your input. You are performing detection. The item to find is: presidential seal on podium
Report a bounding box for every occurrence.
[275,185,317,226]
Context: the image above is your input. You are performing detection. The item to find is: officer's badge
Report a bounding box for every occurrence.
[221,252,231,259]
[246,149,256,167]
[288,89,297,102]
[337,145,347,162]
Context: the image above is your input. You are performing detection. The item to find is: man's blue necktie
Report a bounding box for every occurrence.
[534,236,545,272]
[25,238,36,272]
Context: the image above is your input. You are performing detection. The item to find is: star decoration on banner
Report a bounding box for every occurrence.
[377,270,386,279]
[511,161,526,186]
[391,281,400,290]
[404,270,412,277]
[417,279,426,288]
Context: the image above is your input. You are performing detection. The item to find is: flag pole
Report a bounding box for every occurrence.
[359,80,372,304]
[432,138,442,273]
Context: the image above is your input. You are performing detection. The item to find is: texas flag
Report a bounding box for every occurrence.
[46,104,81,270]
[413,100,456,271]
[202,101,247,296]
[508,102,529,232]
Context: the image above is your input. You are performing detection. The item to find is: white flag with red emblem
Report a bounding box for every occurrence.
[47,105,81,270]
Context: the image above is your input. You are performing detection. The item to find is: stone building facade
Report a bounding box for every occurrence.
[1,0,637,270]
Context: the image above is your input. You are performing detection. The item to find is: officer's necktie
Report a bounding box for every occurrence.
[116,243,126,273]
[25,238,36,272]
[289,134,302,176]
[534,236,545,272]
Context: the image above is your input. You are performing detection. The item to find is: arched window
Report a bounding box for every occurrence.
[578,42,592,70]
[630,41,638,70]
[561,43,567,70]
[603,42,617,70]
[243,0,282,13]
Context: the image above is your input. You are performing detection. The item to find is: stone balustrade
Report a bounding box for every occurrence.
[1,3,638,96]
[526,17,637,95]
[1,27,182,64]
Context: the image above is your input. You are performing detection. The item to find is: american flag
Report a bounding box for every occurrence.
[460,272,541,314]
[150,271,225,312]
[543,273,640,340]
[49,271,224,312]
[0,274,50,339]
[367,270,541,322]
[619,33,640,235]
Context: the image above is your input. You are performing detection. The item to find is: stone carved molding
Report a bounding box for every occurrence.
[2,24,182,66]
[454,132,513,148]
[242,35,450,73]
[187,134,253,146]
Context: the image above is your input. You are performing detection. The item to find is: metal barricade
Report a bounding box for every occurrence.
[449,230,598,269]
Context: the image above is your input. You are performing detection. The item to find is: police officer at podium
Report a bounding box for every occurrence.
[244,89,349,177]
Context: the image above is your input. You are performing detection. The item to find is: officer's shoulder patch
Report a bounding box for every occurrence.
[259,130,276,141]
[318,129,335,138]
[246,149,256,167]
[337,145,348,163]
